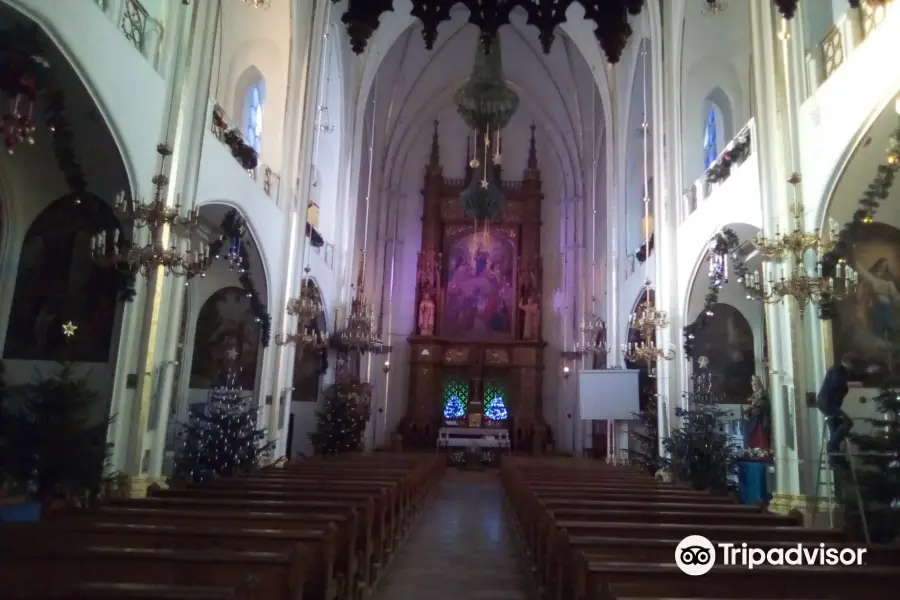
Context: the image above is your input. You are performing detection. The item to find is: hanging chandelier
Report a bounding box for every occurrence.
[623,287,676,366]
[91,144,208,278]
[702,1,727,15]
[576,311,608,356]
[277,275,327,349]
[334,1,649,64]
[0,25,50,153]
[337,251,384,354]
[242,0,270,8]
[455,34,518,221]
[744,198,858,315]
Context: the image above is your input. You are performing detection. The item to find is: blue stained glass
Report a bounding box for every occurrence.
[246,84,263,154]
[703,108,717,170]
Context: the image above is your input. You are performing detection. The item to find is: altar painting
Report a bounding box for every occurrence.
[832,222,900,381]
[442,229,516,338]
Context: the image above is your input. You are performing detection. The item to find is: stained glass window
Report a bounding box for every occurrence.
[245,82,264,154]
[483,381,508,421]
[442,379,468,420]
[703,107,717,170]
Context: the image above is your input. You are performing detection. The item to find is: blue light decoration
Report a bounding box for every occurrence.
[443,395,466,420]
[485,395,508,420]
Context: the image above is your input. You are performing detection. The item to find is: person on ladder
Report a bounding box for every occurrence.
[816,353,878,468]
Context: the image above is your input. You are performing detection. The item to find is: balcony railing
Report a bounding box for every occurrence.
[210,104,282,203]
[806,0,896,94]
[681,120,755,221]
[91,0,164,71]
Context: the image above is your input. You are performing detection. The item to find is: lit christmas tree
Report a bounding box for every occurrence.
[484,395,508,420]
[173,351,273,483]
[443,395,466,420]
[309,374,368,455]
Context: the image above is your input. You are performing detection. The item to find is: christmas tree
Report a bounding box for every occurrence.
[663,403,736,491]
[627,398,660,475]
[173,370,273,483]
[0,363,110,502]
[309,375,368,455]
[840,365,900,542]
[443,395,466,420]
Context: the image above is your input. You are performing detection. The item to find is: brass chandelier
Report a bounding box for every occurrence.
[337,252,384,354]
[91,144,209,278]
[276,274,327,349]
[743,200,858,315]
[576,311,608,356]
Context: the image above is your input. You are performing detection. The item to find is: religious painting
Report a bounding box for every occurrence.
[4,194,122,363]
[442,228,517,339]
[832,222,900,381]
[189,286,260,390]
[690,303,755,403]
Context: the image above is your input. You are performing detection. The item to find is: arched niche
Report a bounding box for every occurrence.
[625,287,655,411]
[3,193,123,362]
[189,285,260,390]
[690,303,755,403]
[291,279,328,402]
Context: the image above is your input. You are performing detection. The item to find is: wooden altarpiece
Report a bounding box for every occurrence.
[399,122,549,452]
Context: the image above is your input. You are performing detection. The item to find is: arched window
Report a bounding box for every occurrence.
[703,107,718,170]
[244,81,264,154]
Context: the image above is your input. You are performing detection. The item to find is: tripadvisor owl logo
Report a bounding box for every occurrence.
[675,535,716,576]
[675,535,867,575]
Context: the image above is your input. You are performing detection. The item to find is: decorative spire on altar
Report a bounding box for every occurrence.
[427,120,442,176]
[524,122,540,180]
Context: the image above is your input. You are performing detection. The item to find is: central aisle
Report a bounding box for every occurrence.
[373,469,533,600]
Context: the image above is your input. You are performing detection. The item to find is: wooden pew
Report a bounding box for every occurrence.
[0,546,307,600]
[8,579,262,600]
[0,522,339,600]
[105,495,375,588]
[580,561,900,600]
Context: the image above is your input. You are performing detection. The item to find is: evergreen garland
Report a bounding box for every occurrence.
[705,131,752,185]
[0,24,136,301]
[818,116,900,320]
[683,228,747,358]
[206,209,271,347]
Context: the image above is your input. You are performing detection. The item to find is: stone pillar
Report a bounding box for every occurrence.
[749,1,804,510]
[266,0,329,455]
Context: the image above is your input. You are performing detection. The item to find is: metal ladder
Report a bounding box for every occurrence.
[812,417,870,544]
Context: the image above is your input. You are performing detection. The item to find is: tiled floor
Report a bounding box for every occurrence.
[373,469,533,600]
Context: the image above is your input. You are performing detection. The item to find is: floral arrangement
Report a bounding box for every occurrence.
[740,447,774,462]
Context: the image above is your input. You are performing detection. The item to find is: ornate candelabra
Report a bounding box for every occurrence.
[276,274,327,349]
[91,144,207,279]
[576,310,608,355]
[744,199,858,315]
[623,280,676,365]
[336,251,384,354]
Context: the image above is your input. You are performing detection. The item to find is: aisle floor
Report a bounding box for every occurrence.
[372,469,533,600]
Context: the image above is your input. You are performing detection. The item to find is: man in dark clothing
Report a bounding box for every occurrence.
[816,353,877,467]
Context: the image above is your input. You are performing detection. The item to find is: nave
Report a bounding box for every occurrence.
[372,470,531,600]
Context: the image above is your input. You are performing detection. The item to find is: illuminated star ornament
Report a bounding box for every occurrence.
[62,321,78,337]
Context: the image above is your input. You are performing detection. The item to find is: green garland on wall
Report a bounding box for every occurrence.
[0,24,136,301]
[206,209,271,347]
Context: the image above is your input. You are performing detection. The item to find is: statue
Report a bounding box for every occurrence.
[742,375,770,450]
[519,294,540,340]
[417,292,435,336]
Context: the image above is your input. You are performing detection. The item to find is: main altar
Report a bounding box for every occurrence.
[397,122,549,452]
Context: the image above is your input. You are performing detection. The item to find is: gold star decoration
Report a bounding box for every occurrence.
[62,321,78,337]
[480,179,489,189]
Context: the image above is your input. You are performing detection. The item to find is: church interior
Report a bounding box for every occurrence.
[1,0,900,597]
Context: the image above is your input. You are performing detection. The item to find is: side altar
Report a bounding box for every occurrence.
[398,122,549,452]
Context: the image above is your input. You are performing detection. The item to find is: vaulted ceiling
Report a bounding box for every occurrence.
[362,7,607,198]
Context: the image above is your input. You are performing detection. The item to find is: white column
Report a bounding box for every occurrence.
[145,0,220,478]
[266,0,329,453]
[105,0,194,478]
[749,1,803,502]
